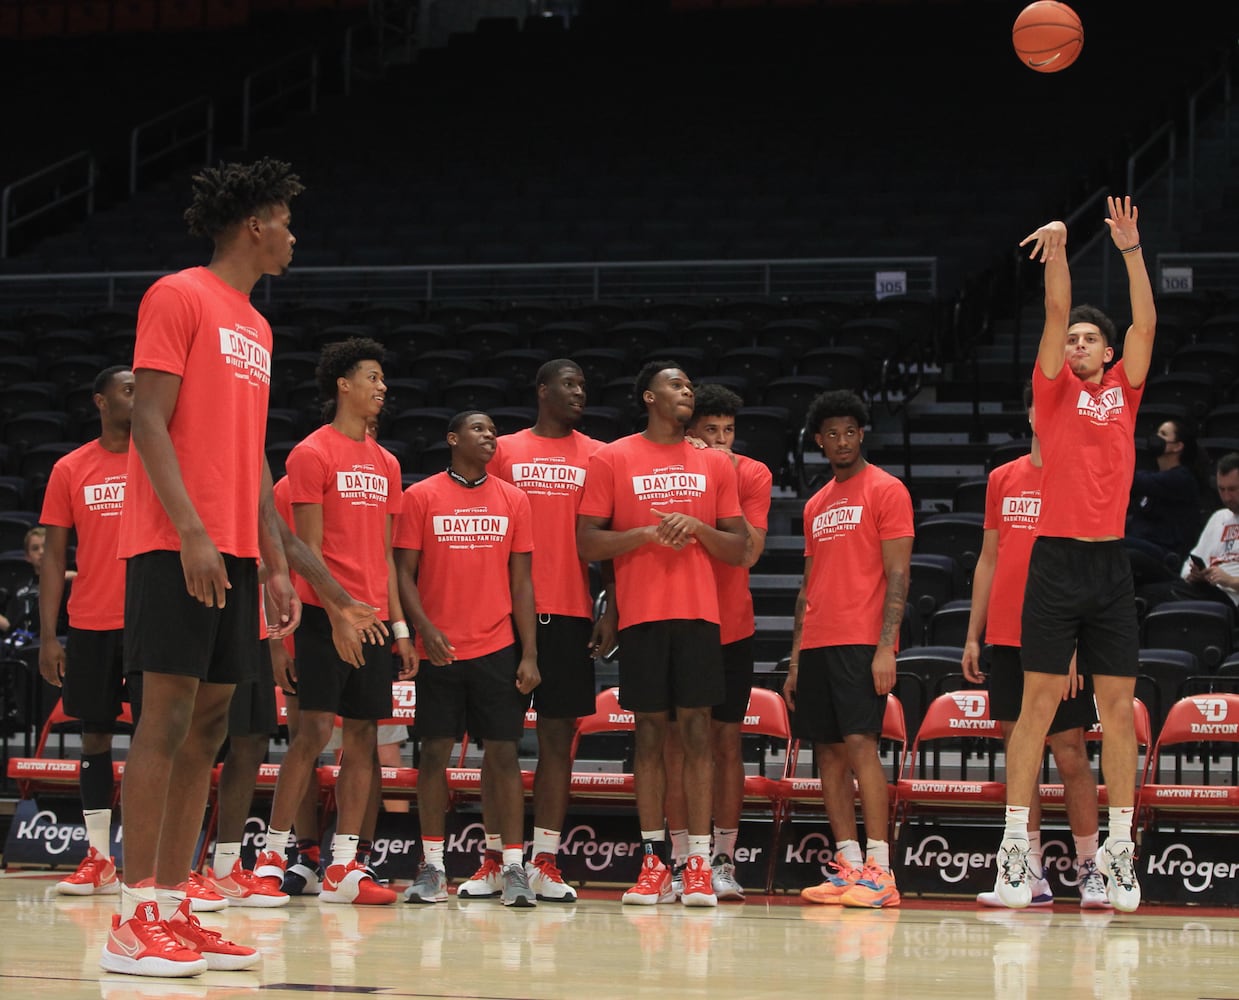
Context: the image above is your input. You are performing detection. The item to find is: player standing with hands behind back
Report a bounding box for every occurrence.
[995,197,1155,913]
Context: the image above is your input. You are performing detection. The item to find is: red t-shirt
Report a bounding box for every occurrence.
[285,425,402,617]
[1033,360,1143,539]
[118,266,271,561]
[492,428,604,620]
[800,463,914,650]
[983,455,1041,647]
[39,441,129,631]
[577,434,742,630]
[393,472,534,660]
[714,453,773,645]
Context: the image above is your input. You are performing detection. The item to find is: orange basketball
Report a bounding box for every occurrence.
[1012,1,1083,73]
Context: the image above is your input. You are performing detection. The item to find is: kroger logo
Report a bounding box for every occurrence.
[1146,843,1239,893]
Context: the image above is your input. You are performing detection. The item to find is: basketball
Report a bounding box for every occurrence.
[1012,1,1083,73]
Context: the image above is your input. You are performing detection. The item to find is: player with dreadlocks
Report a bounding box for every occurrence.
[103,158,306,977]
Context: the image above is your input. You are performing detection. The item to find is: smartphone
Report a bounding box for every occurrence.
[1190,554,1206,570]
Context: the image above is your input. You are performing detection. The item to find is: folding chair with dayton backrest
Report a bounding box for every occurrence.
[771,694,907,869]
[1037,697,1152,815]
[320,682,421,823]
[6,697,132,802]
[893,689,1006,837]
[733,687,795,892]
[1139,692,1239,832]
[567,686,636,805]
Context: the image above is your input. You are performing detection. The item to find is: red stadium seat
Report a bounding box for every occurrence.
[1139,693,1239,829]
[6,698,132,802]
[774,694,907,849]
[893,689,1006,836]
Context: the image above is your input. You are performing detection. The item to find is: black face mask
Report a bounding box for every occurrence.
[1147,435,1168,458]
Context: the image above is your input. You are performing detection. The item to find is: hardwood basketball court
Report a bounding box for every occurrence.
[1,870,1236,999]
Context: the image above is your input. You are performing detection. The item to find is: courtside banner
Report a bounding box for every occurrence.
[1139,830,1239,906]
[895,822,1094,898]
[316,813,778,886]
[3,798,123,868]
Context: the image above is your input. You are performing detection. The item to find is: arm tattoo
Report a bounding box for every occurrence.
[878,568,908,647]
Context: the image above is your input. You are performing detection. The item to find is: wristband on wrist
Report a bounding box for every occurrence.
[392,620,410,640]
[1120,242,1141,254]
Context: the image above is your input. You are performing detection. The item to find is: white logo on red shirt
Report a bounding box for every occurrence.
[811,503,863,539]
[217,325,271,386]
[335,470,389,506]
[433,506,510,547]
[631,468,706,502]
[82,476,126,515]
[512,461,586,492]
[1075,385,1126,423]
[1001,493,1040,527]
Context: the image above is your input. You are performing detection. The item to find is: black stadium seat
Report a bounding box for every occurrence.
[1140,600,1235,672]
[914,514,985,591]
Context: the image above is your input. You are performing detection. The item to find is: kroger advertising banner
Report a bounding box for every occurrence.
[1138,831,1239,906]
[3,799,123,868]
[308,813,776,887]
[894,823,1103,898]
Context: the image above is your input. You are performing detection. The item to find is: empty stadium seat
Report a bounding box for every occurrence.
[1141,600,1234,672]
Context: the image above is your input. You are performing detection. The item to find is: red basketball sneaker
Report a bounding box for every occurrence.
[99,900,207,977]
[203,860,290,908]
[319,860,397,905]
[179,871,227,912]
[57,847,120,896]
[621,854,676,905]
[165,899,261,970]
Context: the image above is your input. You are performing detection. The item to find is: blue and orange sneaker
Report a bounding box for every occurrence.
[800,855,862,905]
[839,858,901,908]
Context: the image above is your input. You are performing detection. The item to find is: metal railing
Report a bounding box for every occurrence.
[0,152,97,259]
[129,97,215,196]
[0,256,939,312]
[241,50,320,148]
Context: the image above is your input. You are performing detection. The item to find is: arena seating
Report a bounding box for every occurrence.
[1140,693,1239,830]
[4,6,1239,867]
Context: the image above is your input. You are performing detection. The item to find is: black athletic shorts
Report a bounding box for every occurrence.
[530,614,596,720]
[124,550,259,685]
[791,644,886,744]
[988,644,1097,735]
[227,640,279,738]
[617,619,724,714]
[293,603,393,720]
[62,627,130,731]
[414,643,528,743]
[714,635,755,724]
[1021,537,1139,678]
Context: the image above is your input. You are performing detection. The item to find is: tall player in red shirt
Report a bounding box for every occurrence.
[961,384,1106,909]
[104,159,304,978]
[395,410,541,907]
[578,361,748,907]
[38,365,134,897]
[663,383,771,901]
[787,389,912,910]
[995,197,1155,913]
[474,358,616,902]
[258,337,414,907]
